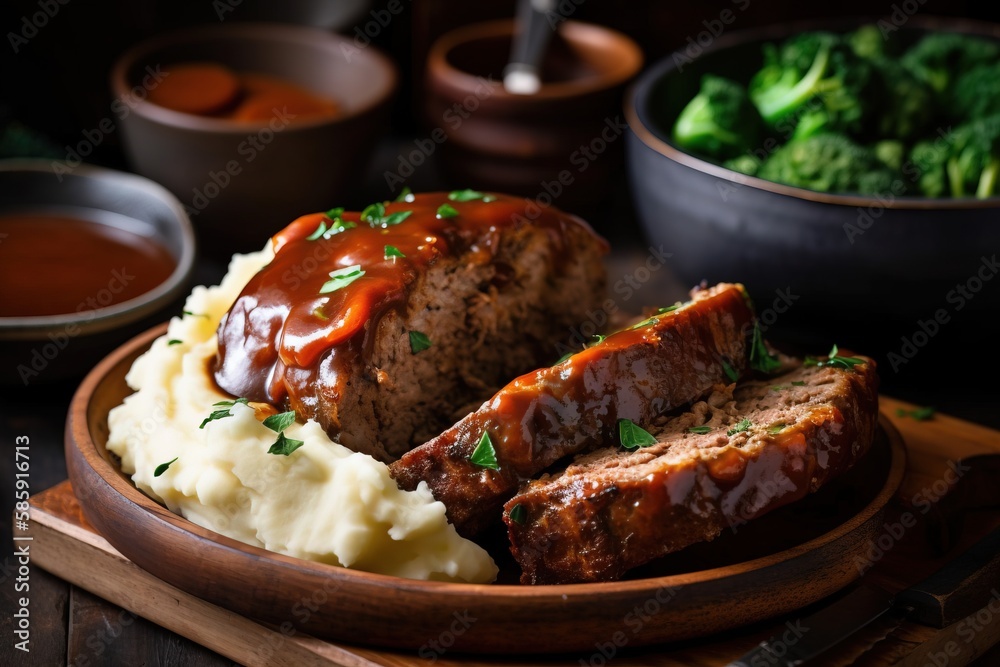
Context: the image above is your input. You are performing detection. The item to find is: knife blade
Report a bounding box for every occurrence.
[727,524,1000,666]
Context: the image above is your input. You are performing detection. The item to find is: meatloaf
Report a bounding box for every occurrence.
[213,193,608,462]
[390,283,757,536]
[504,357,879,584]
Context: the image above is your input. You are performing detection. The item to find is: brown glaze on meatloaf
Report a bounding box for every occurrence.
[390,283,757,536]
[504,358,879,584]
[213,193,608,461]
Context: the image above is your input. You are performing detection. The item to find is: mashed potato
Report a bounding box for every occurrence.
[106,248,498,583]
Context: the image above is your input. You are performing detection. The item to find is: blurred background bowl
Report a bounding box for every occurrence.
[626,17,1000,351]
[426,19,642,211]
[0,160,194,385]
[111,22,397,254]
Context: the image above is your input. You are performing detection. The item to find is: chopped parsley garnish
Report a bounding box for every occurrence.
[721,359,739,382]
[657,303,682,314]
[200,398,249,429]
[153,457,178,477]
[436,203,459,219]
[727,418,754,437]
[448,189,496,202]
[509,503,527,525]
[183,310,208,318]
[750,322,781,374]
[263,411,296,433]
[804,344,866,371]
[896,406,935,421]
[771,385,786,392]
[553,351,574,365]
[384,245,406,259]
[409,330,432,354]
[361,202,412,228]
[395,187,414,203]
[688,426,712,435]
[630,317,658,330]
[469,431,499,470]
[767,423,787,435]
[792,381,806,386]
[618,419,658,449]
[268,432,304,456]
[591,334,607,345]
[307,213,356,240]
[167,339,183,346]
[319,265,365,294]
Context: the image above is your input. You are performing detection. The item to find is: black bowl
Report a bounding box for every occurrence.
[625,17,1000,353]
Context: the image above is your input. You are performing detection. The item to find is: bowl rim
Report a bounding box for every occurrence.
[626,14,1000,210]
[0,160,196,338]
[109,22,398,134]
[428,19,644,101]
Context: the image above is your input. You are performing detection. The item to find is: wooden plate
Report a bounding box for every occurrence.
[65,324,907,654]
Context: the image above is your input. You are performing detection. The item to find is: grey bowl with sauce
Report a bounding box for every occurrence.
[0,160,195,385]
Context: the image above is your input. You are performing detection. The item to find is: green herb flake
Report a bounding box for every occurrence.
[806,344,866,371]
[771,385,787,392]
[896,406,936,421]
[319,265,365,294]
[509,503,527,525]
[792,381,806,386]
[263,411,296,433]
[154,457,178,477]
[383,210,412,226]
[469,431,499,470]
[727,418,754,437]
[618,419,658,449]
[590,334,607,346]
[394,187,414,203]
[306,220,329,240]
[721,359,740,383]
[630,317,658,331]
[657,303,682,314]
[688,426,712,435]
[409,330,432,354]
[312,306,329,321]
[384,244,406,259]
[448,189,496,202]
[268,432,305,456]
[167,339,183,346]
[183,310,208,318]
[200,398,250,429]
[767,423,787,435]
[360,202,385,225]
[750,322,782,374]
[553,351,574,365]
[436,203,460,219]
[325,206,345,219]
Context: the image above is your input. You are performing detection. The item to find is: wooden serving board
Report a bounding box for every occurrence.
[30,396,1000,667]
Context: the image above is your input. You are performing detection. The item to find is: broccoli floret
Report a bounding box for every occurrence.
[874,140,905,171]
[848,25,888,60]
[749,32,875,137]
[869,58,935,141]
[757,133,896,194]
[672,75,763,160]
[909,140,949,198]
[901,33,999,95]
[946,115,1000,198]
[910,115,1000,198]
[953,62,1000,121]
[723,154,762,176]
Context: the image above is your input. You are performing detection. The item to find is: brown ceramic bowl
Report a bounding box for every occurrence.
[0,161,194,385]
[111,23,397,254]
[425,20,642,211]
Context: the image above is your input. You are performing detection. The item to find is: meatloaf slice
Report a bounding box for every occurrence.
[213,193,608,462]
[390,282,757,536]
[504,357,879,584]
